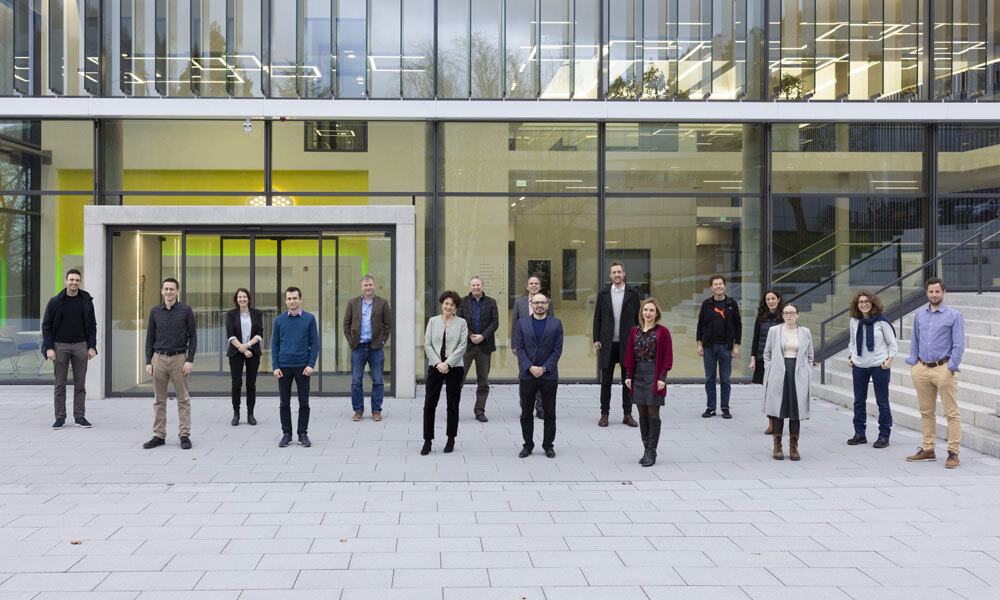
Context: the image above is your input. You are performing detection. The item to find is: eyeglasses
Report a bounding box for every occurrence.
[857,299,872,305]
[782,311,798,316]
[530,301,548,306]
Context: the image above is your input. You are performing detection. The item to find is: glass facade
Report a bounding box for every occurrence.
[4,116,999,388]
[6,1,1000,100]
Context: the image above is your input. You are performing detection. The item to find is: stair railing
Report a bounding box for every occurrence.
[818,227,1000,384]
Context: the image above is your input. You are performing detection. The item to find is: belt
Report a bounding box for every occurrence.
[156,350,185,357]
[919,358,950,368]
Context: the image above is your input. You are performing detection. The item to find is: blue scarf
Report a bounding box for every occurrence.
[856,314,895,356]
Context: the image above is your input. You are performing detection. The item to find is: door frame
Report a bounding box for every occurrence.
[84,205,416,399]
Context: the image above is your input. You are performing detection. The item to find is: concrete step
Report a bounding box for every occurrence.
[817,367,1000,433]
[900,315,1000,337]
[821,360,1000,411]
[812,382,1000,457]
[943,293,1000,309]
[891,339,1000,371]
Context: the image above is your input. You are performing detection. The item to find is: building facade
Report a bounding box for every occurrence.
[1,1,999,395]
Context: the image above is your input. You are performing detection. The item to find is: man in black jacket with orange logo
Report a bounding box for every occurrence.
[696,274,741,419]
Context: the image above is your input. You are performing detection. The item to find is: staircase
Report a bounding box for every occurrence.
[812,292,1000,457]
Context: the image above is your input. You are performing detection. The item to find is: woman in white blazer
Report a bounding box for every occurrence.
[762,303,814,461]
[421,290,469,456]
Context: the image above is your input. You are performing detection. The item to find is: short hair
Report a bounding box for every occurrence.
[849,290,884,320]
[360,274,375,284]
[526,274,542,286]
[924,277,946,291]
[439,290,462,308]
[284,286,302,298]
[469,276,483,285]
[161,277,179,289]
[609,261,625,271]
[232,287,252,308]
[65,268,81,279]
[639,297,663,324]
[709,274,726,286]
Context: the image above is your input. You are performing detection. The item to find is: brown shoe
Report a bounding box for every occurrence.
[372,412,382,422]
[764,418,774,435]
[598,414,609,427]
[772,434,783,460]
[945,452,960,469]
[906,447,936,462]
[352,412,363,421]
[789,434,800,461]
[623,414,638,427]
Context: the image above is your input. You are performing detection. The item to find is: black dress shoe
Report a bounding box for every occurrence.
[142,436,165,449]
[231,412,239,426]
[535,410,545,419]
[721,409,732,419]
[847,435,868,445]
[873,438,890,449]
[247,412,257,426]
[298,434,311,447]
[279,433,292,447]
[544,448,556,458]
[518,446,533,458]
[420,440,432,455]
[475,413,488,423]
[179,436,192,450]
[443,437,455,453]
[702,409,716,418]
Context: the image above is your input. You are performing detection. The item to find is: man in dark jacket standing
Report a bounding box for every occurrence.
[696,274,742,418]
[457,276,499,422]
[592,261,640,428]
[343,274,393,421]
[41,269,97,429]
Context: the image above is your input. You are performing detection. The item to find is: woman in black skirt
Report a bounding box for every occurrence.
[750,290,784,434]
[761,303,813,461]
[624,298,673,467]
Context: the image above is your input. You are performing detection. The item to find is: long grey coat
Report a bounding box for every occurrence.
[761,324,814,419]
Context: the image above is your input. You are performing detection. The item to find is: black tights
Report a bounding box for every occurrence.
[637,405,660,419]
[771,418,800,435]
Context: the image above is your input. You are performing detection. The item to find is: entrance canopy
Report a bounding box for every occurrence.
[83,205,416,399]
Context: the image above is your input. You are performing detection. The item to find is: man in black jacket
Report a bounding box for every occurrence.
[592,261,640,427]
[457,276,499,422]
[41,269,97,429]
[696,274,742,418]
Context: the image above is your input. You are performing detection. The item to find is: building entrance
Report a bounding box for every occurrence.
[107,227,394,397]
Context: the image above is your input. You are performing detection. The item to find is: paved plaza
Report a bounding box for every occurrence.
[0,383,998,599]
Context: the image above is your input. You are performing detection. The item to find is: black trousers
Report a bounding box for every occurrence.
[519,377,557,449]
[600,342,632,415]
[278,366,311,435]
[229,353,260,412]
[424,366,464,440]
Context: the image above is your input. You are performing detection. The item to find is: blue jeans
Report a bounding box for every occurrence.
[703,344,732,410]
[351,342,385,413]
[852,364,892,439]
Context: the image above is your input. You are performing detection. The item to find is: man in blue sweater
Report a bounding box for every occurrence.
[271,286,319,448]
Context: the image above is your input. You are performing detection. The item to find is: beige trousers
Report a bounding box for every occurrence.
[152,353,191,438]
[911,362,961,454]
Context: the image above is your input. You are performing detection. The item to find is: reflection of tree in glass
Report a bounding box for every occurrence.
[608,65,688,100]
[776,74,803,100]
[414,32,528,98]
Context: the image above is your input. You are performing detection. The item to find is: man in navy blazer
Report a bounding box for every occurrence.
[512,293,564,458]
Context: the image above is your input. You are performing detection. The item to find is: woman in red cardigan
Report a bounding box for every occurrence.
[624,298,674,467]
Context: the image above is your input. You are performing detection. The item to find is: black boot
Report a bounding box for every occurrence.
[246,395,257,425]
[247,409,257,426]
[231,411,239,426]
[638,414,650,464]
[641,418,661,467]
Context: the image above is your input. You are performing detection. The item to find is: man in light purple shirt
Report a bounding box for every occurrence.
[904,277,965,469]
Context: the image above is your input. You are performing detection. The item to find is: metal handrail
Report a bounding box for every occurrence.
[818,227,1000,383]
[774,239,908,285]
[785,239,909,303]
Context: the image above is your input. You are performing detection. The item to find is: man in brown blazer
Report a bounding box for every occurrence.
[343,274,393,421]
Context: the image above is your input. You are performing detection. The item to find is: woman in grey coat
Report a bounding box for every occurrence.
[762,303,814,461]
[421,290,469,456]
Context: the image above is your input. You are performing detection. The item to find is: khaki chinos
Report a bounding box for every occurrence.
[152,353,192,438]
[911,361,961,454]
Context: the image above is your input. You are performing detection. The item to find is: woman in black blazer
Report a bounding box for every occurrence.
[226,288,264,426]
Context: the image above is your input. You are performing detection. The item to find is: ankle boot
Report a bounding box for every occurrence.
[638,415,650,464]
[246,394,257,425]
[764,417,774,435]
[772,434,784,460]
[443,436,456,453]
[641,418,660,467]
[789,434,800,461]
[231,411,239,426]
[247,410,257,426]
[420,440,432,455]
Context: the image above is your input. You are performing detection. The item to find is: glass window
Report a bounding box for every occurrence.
[105,120,264,192]
[938,125,1000,194]
[401,0,433,98]
[437,0,470,98]
[303,0,333,98]
[772,123,923,194]
[336,0,367,98]
[369,0,400,98]
[606,0,638,99]
[813,0,849,100]
[269,0,297,97]
[121,0,157,96]
[573,0,599,99]
[605,196,760,379]
[191,0,228,97]
[0,120,93,192]
[272,121,430,193]
[539,0,570,99]
[230,0,264,97]
[606,123,764,194]
[162,0,194,97]
[440,123,598,194]
[438,195,598,379]
[883,0,922,100]
[471,0,502,98]
[0,200,45,383]
[505,0,536,98]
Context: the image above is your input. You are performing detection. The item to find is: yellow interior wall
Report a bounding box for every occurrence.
[54,170,93,293]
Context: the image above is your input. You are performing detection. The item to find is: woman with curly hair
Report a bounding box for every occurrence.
[847,290,897,449]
